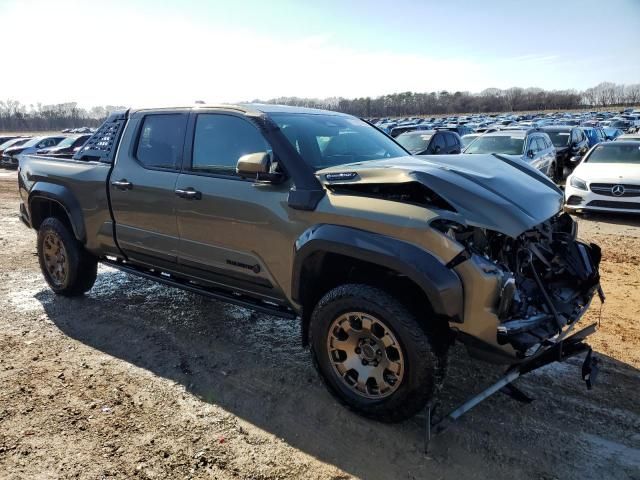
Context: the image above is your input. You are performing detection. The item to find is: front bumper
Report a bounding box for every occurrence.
[565,183,640,213]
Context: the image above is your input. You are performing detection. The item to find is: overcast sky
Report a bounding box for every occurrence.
[1,0,639,108]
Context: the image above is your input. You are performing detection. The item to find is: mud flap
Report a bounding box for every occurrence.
[581,348,599,390]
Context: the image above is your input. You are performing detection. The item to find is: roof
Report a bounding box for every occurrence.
[540,126,576,132]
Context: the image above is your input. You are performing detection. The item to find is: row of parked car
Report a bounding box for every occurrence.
[0,133,91,168]
[371,110,640,214]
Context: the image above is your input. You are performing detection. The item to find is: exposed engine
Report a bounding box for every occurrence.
[434,213,603,357]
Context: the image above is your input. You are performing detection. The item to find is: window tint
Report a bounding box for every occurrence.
[136,114,187,169]
[444,133,457,148]
[432,134,446,151]
[191,114,269,175]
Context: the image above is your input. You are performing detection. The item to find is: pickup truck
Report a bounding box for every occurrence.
[18,104,603,422]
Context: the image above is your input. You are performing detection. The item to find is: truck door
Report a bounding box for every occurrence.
[109,112,188,265]
[173,112,290,302]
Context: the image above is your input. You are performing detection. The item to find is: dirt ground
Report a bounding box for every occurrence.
[0,170,639,480]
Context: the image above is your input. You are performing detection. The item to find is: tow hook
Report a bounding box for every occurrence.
[581,348,598,390]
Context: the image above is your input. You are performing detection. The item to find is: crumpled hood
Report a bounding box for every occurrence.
[317,154,564,237]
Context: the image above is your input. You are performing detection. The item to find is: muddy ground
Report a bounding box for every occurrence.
[0,170,639,480]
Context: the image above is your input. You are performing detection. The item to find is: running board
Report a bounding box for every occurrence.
[101,258,297,319]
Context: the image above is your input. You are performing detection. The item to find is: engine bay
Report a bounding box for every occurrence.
[434,213,603,357]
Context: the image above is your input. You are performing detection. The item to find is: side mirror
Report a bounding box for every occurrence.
[236,152,283,183]
[527,149,535,158]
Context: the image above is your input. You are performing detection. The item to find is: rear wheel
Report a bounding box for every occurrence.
[309,284,448,422]
[37,217,97,296]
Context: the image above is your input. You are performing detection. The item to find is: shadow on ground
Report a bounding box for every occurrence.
[35,268,640,480]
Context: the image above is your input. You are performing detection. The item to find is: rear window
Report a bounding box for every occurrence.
[464,135,524,155]
[546,132,571,147]
[136,114,187,169]
[396,133,433,154]
[586,144,640,164]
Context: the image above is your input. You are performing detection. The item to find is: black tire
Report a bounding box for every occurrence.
[37,217,97,296]
[309,284,448,422]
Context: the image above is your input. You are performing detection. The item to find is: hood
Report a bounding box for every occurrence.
[574,162,640,183]
[317,154,563,238]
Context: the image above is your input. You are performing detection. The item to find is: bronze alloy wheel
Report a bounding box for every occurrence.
[326,311,405,399]
[42,231,69,287]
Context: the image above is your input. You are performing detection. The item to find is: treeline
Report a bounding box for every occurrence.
[0,101,126,131]
[2,82,640,131]
[259,82,640,117]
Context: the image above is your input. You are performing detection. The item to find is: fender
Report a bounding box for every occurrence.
[292,224,464,322]
[28,182,86,242]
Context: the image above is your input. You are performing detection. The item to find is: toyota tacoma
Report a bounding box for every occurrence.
[18,105,602,421]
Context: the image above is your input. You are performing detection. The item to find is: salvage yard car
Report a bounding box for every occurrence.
[565,141,640,214]
[18,105,603,422]
[463,129,558,180]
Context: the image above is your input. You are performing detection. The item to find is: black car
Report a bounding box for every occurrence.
[540,126,590,176]
[36,134,91,158]
[395,129,462,155]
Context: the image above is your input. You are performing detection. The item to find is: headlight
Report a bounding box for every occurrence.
[569,176,588,191]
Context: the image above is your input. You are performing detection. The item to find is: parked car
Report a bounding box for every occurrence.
[540,126,590,177]
[18,105,602,422]
[602,127,624,141]
[580,126,607,148]
[463,130,558,180]
[1,136,65,168]
[36,134,91,158]
[0,137,32,164]
[389,124,429,138]
[436,125,474,137]
[565,141,640,214]
[395,129,462,155]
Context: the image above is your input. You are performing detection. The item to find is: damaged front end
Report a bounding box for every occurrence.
[433,212,603,358]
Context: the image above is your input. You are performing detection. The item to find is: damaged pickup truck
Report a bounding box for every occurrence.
[18,105,603,423]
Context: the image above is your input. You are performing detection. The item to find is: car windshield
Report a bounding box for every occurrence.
[270,113,407,170]
[0,138,27,150]
[461,135,478,147]
[54,137,78,148]
[464,135,524,155]
[20,137,46,148]
[585,144,640,164]
[395,133,433,154]
[546,132,571,147]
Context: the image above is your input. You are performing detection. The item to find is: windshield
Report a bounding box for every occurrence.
[461,135,478,147]
[464,135,524,155]
[270,113,407,170]
[546,131,571,147]
[20,137,45,148]
[586,144,640,164]
[0,138,28,150]
[53,137,78,148]
[395,133,433,154]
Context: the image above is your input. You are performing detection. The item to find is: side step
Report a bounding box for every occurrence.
[101,258,297,319]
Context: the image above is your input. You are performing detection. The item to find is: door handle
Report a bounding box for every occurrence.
[111,179,133,190]
[175,188,202,200]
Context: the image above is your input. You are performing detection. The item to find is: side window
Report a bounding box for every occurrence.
[527,137,538,152]
[191,114,269,176]
[535,138,546,152]
[136,114,187,170]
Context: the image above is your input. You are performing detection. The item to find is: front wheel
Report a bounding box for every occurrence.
[37,217,98,296]
[309,284,448,422]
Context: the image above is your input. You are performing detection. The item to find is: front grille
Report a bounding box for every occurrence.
[589,183,640,197]
[587,200,640,210]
